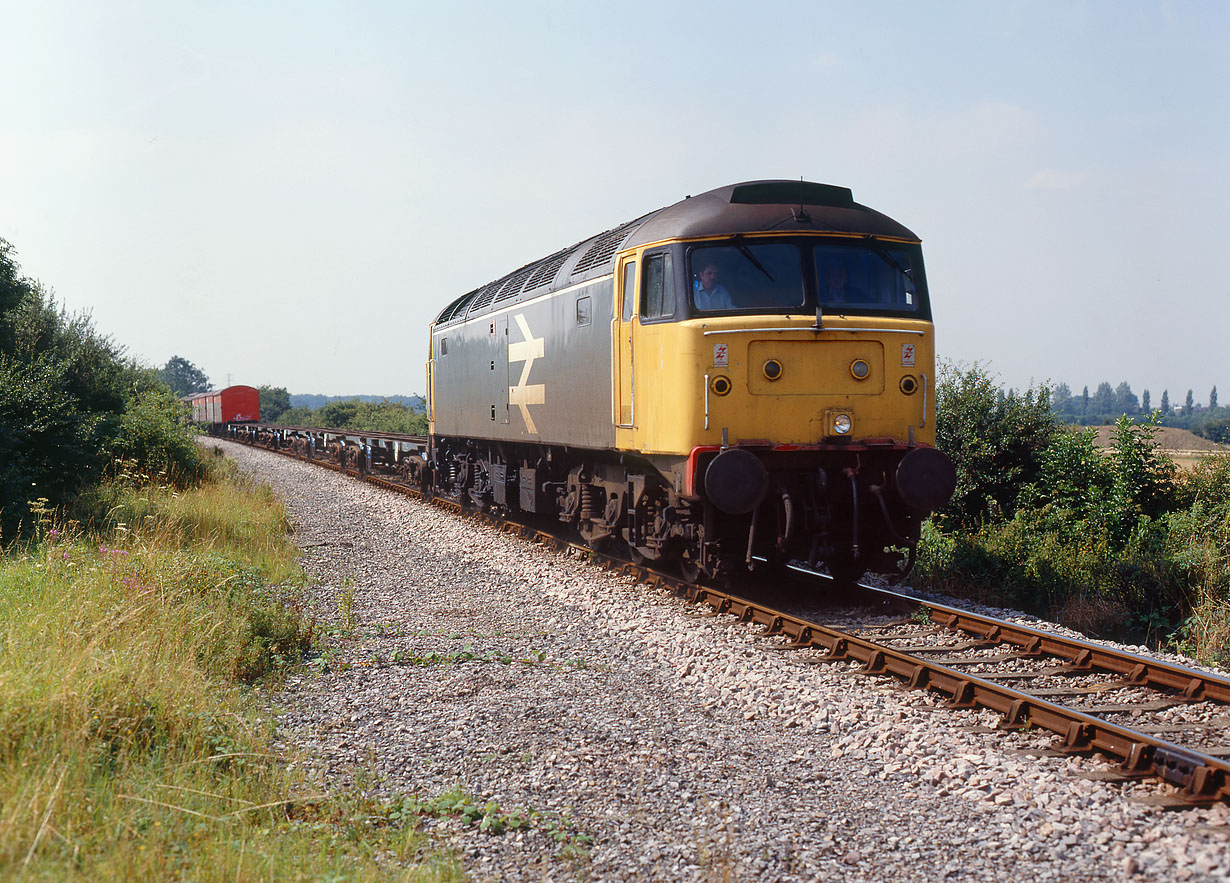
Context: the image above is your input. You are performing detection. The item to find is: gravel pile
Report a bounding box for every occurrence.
[215,440,1230,882]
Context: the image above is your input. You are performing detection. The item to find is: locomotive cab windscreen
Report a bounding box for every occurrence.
[684,238,931,319]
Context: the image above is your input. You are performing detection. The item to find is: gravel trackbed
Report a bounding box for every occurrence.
[217,440,1230,882]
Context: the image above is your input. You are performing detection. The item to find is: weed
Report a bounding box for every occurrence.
[391,787,592,849]
[336,583,357,633]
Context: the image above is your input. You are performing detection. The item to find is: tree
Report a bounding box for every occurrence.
[258,385,291,423]
[1211,386,1219,410]
[159,356,210,397]
[1141,389,1151,413]
[1092,381,1115,418]
[319,399,361,428]
[1114,381,1139,416]
[1199,417,1230,445]
[1184,389,1195,416]
[1051,382,1072,417]
[1160,389,1171,415]
[934,362,1056,529]
[1081,386,1090,418]
[0,239,32,355]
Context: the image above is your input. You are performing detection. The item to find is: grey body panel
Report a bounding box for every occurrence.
[432,278,616,450]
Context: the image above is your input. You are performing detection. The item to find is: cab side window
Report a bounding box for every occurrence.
[622,261,636,321]
[641,252,675,320]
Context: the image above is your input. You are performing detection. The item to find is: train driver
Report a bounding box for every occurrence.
[819,259,867,304]
[693,262,734,310]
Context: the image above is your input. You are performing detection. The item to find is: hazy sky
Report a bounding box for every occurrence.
[2,0,1226,401]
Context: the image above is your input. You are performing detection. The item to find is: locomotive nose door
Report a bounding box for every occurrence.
[614,256,636,429]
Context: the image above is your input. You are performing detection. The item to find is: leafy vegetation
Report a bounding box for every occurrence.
[920,363,1230,666]
[259,384,292,423]
[158,355,211,396]
[0,240,208,540]
[275,398,428,435]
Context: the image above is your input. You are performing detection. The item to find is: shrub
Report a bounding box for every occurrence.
[0,354,106,536]
[933,361,1057,529]
[109,376,207,486]
[0,244,207,539]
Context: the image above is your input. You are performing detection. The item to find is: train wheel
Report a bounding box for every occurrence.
[825,555,866,589]
[679,557,703,584]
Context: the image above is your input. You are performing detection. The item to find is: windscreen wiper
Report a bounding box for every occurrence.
[865,236,913,282]
[735,242,775,282]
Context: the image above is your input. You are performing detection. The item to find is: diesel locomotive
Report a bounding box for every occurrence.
[428,179,954,584]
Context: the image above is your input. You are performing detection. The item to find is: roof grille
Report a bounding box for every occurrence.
[464,281,503,316]
[523,250,571,292]
[493,265,535,303]
[436,290,476,325]
[570,223,635,276]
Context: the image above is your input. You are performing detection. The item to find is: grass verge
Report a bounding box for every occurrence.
[0,455,461,880]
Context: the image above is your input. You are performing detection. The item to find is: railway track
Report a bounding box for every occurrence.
[218,428,1230,806]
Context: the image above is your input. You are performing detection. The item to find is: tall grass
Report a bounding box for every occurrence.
[0,457,460,880]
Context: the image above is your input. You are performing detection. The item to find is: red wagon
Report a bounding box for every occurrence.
[186,385,260,425]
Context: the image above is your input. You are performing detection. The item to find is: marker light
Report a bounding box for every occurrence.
[833,414,853,434]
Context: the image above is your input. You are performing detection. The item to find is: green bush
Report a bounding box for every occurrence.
[0,354,106,536]
[934,361,1056,529]
[110,375,207,486]
[918,367,1229,662]
[1197,415,1230,445]
[0,241,206,539]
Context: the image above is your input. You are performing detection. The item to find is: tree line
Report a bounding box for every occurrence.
[1051,380,1227,442]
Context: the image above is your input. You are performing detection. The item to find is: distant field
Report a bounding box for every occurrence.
[1090,424,1229,469]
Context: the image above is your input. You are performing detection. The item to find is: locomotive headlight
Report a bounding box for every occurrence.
[762,359,783,381]
[710,375,732,396]
[850,359,870,380]
[833,413,853,434]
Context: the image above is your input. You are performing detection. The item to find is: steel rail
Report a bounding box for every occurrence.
[221,434,1230,804]
[856,585,1230,705]
[667,581,1230,804]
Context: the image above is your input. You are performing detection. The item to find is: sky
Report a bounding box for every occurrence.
[2,0,1227,401]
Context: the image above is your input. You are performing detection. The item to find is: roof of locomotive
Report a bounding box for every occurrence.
[625,180,918,247]
[432,180,919,327]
